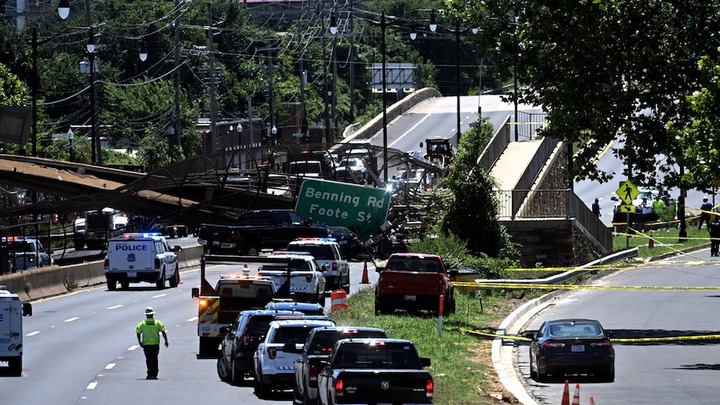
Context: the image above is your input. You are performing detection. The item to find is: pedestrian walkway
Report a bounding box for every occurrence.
[490,140,544,190]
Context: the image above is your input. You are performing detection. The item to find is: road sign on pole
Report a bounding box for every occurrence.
[616,180,640,205]
[295,179,392,240]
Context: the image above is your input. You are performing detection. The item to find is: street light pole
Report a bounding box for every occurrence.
[31,27,38,157]
[381,12,388,185]
[455,18,461,144]
[87,27,99,165]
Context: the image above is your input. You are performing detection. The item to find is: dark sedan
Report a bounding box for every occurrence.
[524,318,614,382]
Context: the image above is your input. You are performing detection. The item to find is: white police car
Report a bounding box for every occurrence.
[104,233,182,290]
[253,318,335,398]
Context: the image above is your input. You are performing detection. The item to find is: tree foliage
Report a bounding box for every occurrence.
[440,118,517,259]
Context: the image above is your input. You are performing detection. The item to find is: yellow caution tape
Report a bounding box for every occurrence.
[460,328,720,343]
[454,282,720,291]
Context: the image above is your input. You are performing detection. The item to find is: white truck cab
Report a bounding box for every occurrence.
[104,233,182,291]
[0,287,32,376]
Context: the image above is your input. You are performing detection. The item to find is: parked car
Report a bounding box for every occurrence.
[217,309,303,384]
[287,238,350,292]
[523,318,615,382]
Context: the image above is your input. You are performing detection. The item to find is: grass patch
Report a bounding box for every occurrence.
[335,287,527,404]
[613,225,709,258]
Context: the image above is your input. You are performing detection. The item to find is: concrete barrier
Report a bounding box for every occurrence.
[0,244,204,301]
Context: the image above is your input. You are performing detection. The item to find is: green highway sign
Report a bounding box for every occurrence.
[295,179,392,240]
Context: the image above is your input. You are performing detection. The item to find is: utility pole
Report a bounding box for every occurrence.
[349,1,355,123]
[208,4,218,154]
[173,0,182,161]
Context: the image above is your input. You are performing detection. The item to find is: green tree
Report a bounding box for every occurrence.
[440,118,517,259]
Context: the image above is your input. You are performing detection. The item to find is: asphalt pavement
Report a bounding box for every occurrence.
[494,243,711,405]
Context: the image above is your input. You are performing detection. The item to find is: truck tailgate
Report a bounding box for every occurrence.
[378,271,444,295]
[335,369,431,403]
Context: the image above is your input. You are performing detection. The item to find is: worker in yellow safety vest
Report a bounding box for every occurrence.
[135,307,169,380]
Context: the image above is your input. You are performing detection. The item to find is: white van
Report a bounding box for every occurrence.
[0,288,32,376]
[104,233,182,290]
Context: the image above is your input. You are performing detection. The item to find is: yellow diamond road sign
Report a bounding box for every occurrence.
[616,180,640,205]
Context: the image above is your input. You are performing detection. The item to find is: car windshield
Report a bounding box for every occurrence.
[8,242,36,252]
[291,245,333,260]
[386,257,440,272]
[308,330,387,354]
[271,326,316,344]
[548,322,601,337]
[247,316,279,335]
[336,343,420,369]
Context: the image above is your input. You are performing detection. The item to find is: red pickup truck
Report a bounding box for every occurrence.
[374,253,456,316]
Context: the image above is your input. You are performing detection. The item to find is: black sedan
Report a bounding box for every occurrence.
[523,318,614,382]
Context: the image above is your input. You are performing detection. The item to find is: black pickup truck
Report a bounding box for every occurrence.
[317,338,434,405]
[197,209,331,255]
[292,326,387,405]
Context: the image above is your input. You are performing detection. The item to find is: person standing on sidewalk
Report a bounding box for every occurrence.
[136,307,169,379]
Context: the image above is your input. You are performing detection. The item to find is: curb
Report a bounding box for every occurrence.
[491,248,640,405]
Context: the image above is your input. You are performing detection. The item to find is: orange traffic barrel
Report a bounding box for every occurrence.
[330,289,349,313]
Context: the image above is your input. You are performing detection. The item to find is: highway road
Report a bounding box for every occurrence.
[0,250,379,405]
[517,249,720,404]
[363,94,543,180]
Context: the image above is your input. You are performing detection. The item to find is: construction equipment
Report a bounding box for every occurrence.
[422,137,455,168]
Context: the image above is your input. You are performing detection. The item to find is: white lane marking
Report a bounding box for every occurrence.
[86,381,98,390]
[27,331,41,336]
[129,345,140,351]
[152,293,168,298]
[187,316,198,322]
[389,112,436,149]
[105,363,116,370]
[107,305,123,310]
[64,317,79,323]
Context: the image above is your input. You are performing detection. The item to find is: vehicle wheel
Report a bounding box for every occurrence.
[217,356,230,382]
[107,280,117,291]
[254,373,270,398]
[604,369,615,382]
[303,388,317,405]
[74,240,84,251]
[169,269,179,288]
[292,382,304,404]
[120,281,129,290]
[156,270,166,289]
[230,359,243,385]
[198,337,218,358]
[8,357,21,376]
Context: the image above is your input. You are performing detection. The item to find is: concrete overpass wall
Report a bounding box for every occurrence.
[0,245,203,302]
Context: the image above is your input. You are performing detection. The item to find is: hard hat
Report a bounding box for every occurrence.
[704,196,709,201]
[145,307,155,316]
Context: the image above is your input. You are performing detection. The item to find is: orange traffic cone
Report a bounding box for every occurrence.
[560,380,570,405]
[177,270,183,285]
[648,230,654,249]
[570,383,580,405]
[589,397,596,405]
[361,261,370,284]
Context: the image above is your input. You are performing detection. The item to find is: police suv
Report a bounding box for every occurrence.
[287,238,350,292]
[253,318,335,398]
[104,233,182,290]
